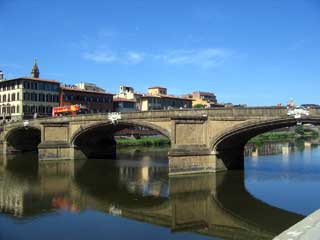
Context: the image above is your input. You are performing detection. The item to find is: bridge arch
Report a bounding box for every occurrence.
[70,120,171,145]
[4,126,41,153]
[210,117,320,170]
[70,120,171,159]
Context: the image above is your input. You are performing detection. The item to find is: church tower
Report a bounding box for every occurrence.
[31,59,40,78]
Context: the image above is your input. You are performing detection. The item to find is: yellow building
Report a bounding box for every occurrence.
[141,86,192,111]
[184,91,218,108]
[0,61,60,121]
[147,86,167,96]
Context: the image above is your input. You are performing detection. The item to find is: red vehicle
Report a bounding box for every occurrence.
[52,104,89,117]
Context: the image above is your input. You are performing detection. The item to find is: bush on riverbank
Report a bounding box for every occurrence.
[116,136,170,146]
[249,127,319,144]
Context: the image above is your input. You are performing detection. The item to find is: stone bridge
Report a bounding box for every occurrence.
[1,107,320,175]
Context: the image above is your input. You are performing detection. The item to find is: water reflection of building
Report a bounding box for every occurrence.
[245,142,295,157]
[0,176,26,217]
[0,160,79,218]
[118,166,168,197]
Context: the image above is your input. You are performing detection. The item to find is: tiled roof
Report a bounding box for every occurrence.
[141,94,193,101]
[192,91,215,96]
[113,97,136,102]
[148,86,167,89]
[7,77,59,84]
[61,86,113,95]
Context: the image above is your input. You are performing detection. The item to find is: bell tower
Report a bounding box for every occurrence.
[31,59,40,78]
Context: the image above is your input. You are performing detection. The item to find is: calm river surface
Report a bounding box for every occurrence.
[0,142,320,240]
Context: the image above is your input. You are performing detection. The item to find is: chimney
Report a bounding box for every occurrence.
[0,70,3,80]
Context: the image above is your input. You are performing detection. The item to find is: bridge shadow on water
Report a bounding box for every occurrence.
[0,151,304,240]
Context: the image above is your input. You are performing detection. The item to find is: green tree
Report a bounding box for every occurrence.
[295,125,304,135]
[193,104,206,108]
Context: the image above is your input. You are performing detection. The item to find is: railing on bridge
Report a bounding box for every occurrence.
[1,106,320,126]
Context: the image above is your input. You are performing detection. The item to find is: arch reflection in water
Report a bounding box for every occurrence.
[0,151,305,240]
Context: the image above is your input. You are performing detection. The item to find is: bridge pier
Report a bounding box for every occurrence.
[38,122,76,161]
[168,146,227,175]
[168,116,230,175]
[38,142,76,161]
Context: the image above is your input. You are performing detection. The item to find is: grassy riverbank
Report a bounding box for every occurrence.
[116,136,170,146]
[249,126,319,144]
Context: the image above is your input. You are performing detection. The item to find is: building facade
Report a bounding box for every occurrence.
[0,62,60,120]
[116,86,135,99]
[75,82,106,93]
[113,98,136,112]
[59,85,113,113]
[140,86,192,111]
[148,86,167,95]
[184,91,218,108]
[114,85,142,110]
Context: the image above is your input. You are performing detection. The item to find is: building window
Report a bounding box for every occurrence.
[46,106,52,114]
[17,105,19,114]
[11,106,15,114]
[11,93,15,101]
[31,93,36,101]
[17,92,20,101]
[23,92,30,101]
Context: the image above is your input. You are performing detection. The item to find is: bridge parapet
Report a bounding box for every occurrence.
[35,107,293,123]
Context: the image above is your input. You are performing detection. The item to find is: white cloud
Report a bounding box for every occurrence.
[83,51,145,64]
[126,51,145,64]
[155,48,233,68]
[83,51,117,63]
[77,30,235,68]
[83,48,234,67]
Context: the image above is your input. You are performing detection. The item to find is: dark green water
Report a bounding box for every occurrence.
[0,143,319,240]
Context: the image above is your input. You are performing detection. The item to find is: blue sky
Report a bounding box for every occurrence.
[0,0,319,105]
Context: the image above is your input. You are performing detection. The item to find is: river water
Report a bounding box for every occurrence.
[0,142,319,240]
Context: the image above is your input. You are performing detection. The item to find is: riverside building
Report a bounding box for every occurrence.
[59,84,113,113]
[140,86,192,111]
[114,85,142,110]
[184,91,218,108]
[0,61,60,120]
